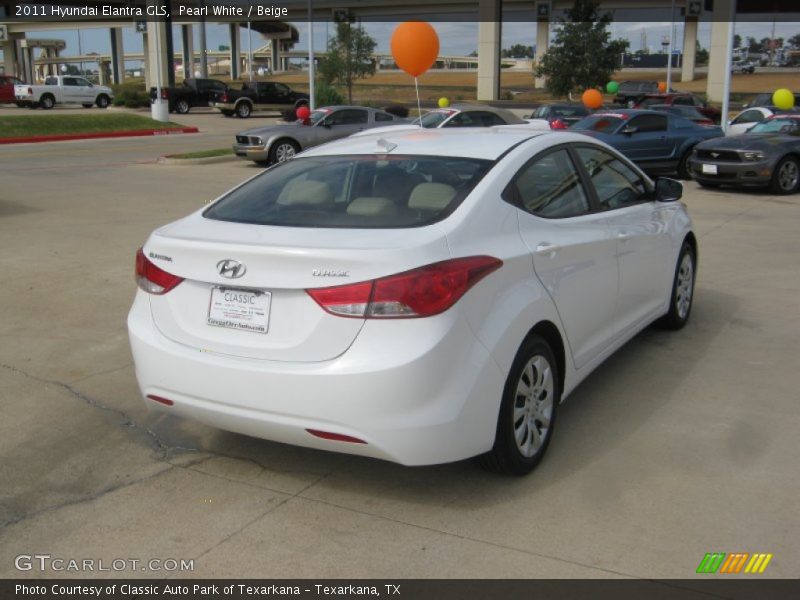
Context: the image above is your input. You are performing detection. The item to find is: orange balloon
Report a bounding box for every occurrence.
[391,21,440,78]
[582,89,603,109]
[658,81,667,93]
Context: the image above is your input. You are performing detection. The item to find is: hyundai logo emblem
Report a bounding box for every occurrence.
[217,259,246,279]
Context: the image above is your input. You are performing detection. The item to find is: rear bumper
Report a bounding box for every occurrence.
[127,292,505,466]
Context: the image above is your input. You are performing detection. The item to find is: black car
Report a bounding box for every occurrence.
[688,115,800,195]
[613,81,660,106]
[212,81,309,118]
[149,78,228,114]
[743,92,800,109]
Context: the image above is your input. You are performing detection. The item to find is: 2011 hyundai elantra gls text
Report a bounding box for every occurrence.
[128,129,697,475]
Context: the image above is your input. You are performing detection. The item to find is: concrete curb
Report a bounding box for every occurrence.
[157,154,238,166]
[0,127,199,145]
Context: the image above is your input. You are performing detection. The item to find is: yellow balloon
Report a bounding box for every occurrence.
[438,97,450,108]
[772,88,795,110]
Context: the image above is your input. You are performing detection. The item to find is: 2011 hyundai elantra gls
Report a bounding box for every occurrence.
[128,129,697,475]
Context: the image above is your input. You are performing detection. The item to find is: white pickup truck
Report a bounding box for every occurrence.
[15,75,113,110]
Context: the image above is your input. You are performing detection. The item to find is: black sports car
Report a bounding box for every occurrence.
[688,115,800,195]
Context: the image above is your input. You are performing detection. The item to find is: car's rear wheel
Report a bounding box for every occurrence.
[656,240,696,330]
[175,99,190,114]
[480,335,559,476]
[769,156,800,195]
[236,101,252,118]
[269,138,299,164]
[95,94,110,109]
[40,94,55,109]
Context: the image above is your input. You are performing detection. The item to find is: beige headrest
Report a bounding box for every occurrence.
[408,183,456,211]
[276,179,333,206]
[346,197,398,217]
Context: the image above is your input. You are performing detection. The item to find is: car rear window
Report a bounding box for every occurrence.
[203,155,493,228]
[571,115,625,133]
[552,105,589,118]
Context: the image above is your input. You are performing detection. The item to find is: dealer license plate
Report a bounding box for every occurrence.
[207,287,271,334]
[702,164,718,175]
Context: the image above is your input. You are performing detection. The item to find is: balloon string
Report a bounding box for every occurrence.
[415,77,422,128]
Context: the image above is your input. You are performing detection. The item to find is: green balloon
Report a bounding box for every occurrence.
[606,81,619,94]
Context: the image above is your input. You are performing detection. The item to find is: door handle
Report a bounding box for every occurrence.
[535,242,560,257]
[617,232,631,242]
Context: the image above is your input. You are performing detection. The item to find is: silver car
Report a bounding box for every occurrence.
[233,106,407,166]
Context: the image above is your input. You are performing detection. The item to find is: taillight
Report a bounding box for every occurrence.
[221,92,230,103]
[550,118,568,130]
[135,247,183,294]
[306,256,502,319]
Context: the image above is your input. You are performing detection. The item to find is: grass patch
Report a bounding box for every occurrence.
[0,114,185,138]
[168,148,234,159]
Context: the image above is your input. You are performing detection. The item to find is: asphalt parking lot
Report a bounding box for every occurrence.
[0,115,798,580]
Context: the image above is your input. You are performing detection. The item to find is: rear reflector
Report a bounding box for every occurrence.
[147,394,174,406]
[306,429,366,444]
[135,247,184,295]
[306,256,502,319]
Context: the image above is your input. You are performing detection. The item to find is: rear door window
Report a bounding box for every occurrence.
[509,149,591,218]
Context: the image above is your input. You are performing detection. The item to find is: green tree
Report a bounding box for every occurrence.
[534,0,629,97]
[733,34,742,48]
[789,34,800,49]
[318,22,377,104]
[501,44,534,59]
[696,40,709,66]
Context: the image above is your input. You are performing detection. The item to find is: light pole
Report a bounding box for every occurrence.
[666,0,675,92]
[308,0,315,109]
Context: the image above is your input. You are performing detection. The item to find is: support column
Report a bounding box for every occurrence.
[181,25,194,79]
[145,19,169,90]
[2,39,17,77]
[199,14,208,77]
[271,38,280,73]
[164,9,175,86]
[110,27,125,84]
[19,41,33,83]
[477,0,501,101]
[681,17,697,82]
[706,1,735,103]
[228,23,240,79]
[534,19,549,89]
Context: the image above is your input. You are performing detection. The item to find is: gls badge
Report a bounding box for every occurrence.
[217,259,246,279]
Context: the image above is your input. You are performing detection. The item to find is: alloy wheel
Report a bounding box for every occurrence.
[676,252,694,320]
[778,160,799,192]
[275,143,296,162]
[513,355,554,458]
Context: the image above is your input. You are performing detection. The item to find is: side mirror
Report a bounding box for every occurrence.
[620,125,638,135]
[655,177,683,202]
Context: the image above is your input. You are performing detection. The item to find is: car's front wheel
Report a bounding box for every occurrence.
[769,156,800,195]
[480,335,559,476]
[95,94,110,108]
[269,138,299,164]
[656,240,696,330]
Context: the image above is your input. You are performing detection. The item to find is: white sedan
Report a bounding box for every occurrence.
[726,107,776,136]
[128,129,697,475]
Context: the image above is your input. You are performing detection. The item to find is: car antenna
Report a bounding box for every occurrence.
[375,138,397,153]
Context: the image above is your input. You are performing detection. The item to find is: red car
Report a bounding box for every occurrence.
[0,75,25,105]
[635,93,721,124]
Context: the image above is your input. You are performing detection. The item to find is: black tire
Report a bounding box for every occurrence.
[95,94,110,109]
[479,335,560,476]
[221,110,234,118]
[174,99,190,114]
[236,101,252,118]
[677,148,694,180]
[656,240,696,330]
[82,103,93,108]
[697,181,720,189]
[40,94,55,110]
[268,138,300,164]
[768,156,800,195]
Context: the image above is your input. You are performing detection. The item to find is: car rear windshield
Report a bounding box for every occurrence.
[571,115,625,133]
[203,155,493,228]
[417,110,452,128]
[552,105,589,118]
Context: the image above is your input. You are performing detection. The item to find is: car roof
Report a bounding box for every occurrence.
[437,103,524,121]
[301,127,549,160]
[315,105,386,112]
[586,109,667,118]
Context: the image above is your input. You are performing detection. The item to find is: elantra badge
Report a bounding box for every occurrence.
[217,259,246,279]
